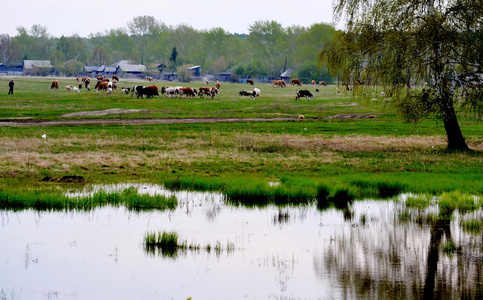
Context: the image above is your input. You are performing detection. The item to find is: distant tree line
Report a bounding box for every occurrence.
[0,16,336,82]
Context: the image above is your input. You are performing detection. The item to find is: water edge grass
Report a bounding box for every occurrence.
[0,187,177,211]
[144,231,236,257]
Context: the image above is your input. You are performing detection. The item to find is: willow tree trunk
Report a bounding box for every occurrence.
[435,83,470,151]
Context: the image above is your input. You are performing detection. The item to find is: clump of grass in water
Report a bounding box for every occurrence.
[442,241,458,257]
[144,231,186,257]
[316,184,355,211]
[0,188,177,212]
[460,219,482,234]
[144,231,235,257]
[438,191,478,218]
[405,193,432,210]
[223,179,315,207]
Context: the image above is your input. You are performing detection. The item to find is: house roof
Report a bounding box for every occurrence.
[118,64,147,73]
[23,60,52,69]
[280,68,294,78]
[216,66,234,75]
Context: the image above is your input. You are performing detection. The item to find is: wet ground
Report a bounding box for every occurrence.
[1,184,481,299]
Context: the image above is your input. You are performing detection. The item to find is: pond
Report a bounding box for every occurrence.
[1,184,482,299]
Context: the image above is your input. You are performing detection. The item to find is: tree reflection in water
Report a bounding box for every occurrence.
[314,200,482,299]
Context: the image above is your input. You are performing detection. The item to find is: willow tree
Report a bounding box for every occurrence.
[320,0,483,150]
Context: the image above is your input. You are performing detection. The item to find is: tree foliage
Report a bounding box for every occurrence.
[320,0,483,150]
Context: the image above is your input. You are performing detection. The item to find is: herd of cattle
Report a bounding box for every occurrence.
[48,76,328,101]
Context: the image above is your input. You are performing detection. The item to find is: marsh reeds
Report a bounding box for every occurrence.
[0,188,177,212]
[144,231,235,257]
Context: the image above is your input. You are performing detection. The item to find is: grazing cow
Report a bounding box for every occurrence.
[203,77,209,85]
[295,90,315,101]
[272,80,286,88]
[137,85,159,99]
[95,81,109,92]
[72,87,80,93]
[96,75,103,81]
[164,86,180,98]
[50,80,59,89]
[122,87,131,94]
[210,87,219,97]
[81,76,91,90]
[198,87,217,99]
[246,79,254,85]
[253,88,260,99]
[107,82,117,91]
[311,80,316,86]
[291,79,302,86]
[179,87,196,98]
[198,87,211,99]
[146,76,154,82]
[76,77,80,82]
[131,85,146,98]
[216,82,220,89]
[315,89,320,92]
[112,75,119,82]
[239,90,255,97]
[319,81,328,86]
[65,85,73,91]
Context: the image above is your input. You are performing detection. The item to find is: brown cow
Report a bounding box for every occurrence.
[179,87,196,98]
[81,76,91,90]
[319,81,328,86]
[216,82,220,89]
[95,81,109,92]
[311,80,316,86]
[96,75,103,81]
[272,80,286,88]
[146,76,154,82]
[50,80,59,89]
[246,79,254,85]
[112,75,119,82]
[291,79,302,86]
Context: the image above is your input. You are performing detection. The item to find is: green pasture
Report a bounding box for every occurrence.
[0,76,481,201]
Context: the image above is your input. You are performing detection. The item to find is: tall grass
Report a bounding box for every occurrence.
[438,191,478,217]
[0,188,177,211]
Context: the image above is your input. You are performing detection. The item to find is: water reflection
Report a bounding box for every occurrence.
[1,188,481,299]
[318,199,483,299]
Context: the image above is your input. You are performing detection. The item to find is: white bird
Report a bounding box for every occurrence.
[41,134,47,139]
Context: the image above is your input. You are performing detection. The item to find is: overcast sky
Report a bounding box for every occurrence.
[2,0,336,37]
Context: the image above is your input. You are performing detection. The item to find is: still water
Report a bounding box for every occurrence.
[1,184,481,299]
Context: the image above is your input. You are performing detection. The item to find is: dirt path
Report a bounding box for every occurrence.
[0,108,378,127]
[0,117,299,127]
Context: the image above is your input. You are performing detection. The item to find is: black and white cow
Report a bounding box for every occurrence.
[295,90,315,101]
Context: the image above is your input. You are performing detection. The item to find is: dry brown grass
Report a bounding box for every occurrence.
[0,133,480,176]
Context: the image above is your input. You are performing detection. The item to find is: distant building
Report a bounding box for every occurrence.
[0,63,23,75]
[23,60,53,75]
[187,65,201,77]
[280,68,295,83]
[83,60,148,78]
[215,66,234,82]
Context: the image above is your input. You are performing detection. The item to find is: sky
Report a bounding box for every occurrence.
[2,0,336,38]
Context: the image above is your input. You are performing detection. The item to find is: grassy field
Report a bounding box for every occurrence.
[0,76,481,198]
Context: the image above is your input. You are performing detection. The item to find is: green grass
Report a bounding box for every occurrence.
[0,188,177,211]
[406,194,433,210]
[144,230,235,257]
[0,76,481,203]
[460,219,482,234]
[439,191,479,217]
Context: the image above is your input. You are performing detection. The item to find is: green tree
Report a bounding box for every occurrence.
[320,0,483,150]
[127,16,164,64]
[0,34,21,65]
[169,46,178,66]
[248,20,287,77]
[29,24,53,60]
[90,45,110,65]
